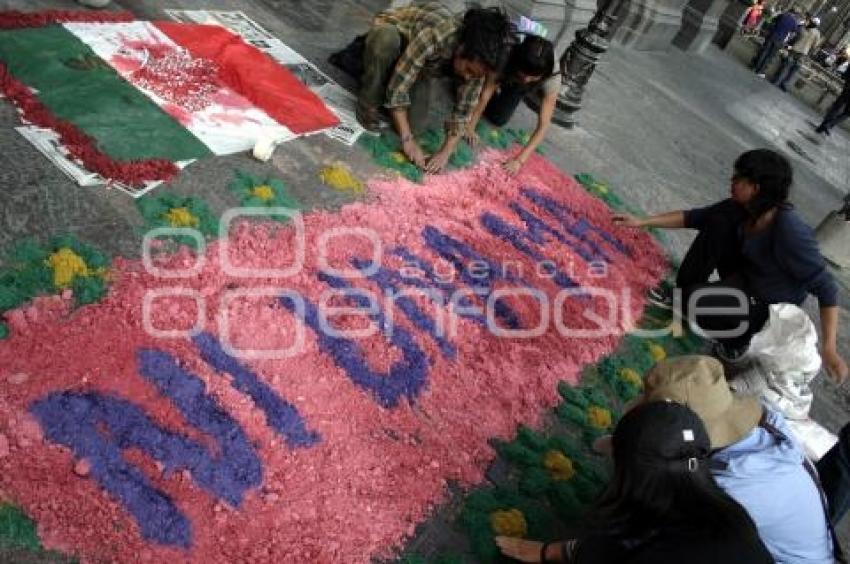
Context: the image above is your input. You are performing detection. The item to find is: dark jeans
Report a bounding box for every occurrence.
[816,423,850,525]
[817,85,850,133]
[772,52,802,88]
[676,211,769,349]
[753,38,783,74]
[358,24,432,133]
[484,82,527,126]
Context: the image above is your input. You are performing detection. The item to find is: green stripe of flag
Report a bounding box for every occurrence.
[0,25,211,161]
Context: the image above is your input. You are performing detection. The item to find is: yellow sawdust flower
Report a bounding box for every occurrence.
[390,151,408,164]
[587,406,613,429]
[46,247,89,288]
[489,508,527,538]
[648,343,667,362]
[593,182,609,194]
[619,367,643,388]
[251,184,275,202]
[543,450,576,481]
[319,164,364,193]
[163,207,199,228]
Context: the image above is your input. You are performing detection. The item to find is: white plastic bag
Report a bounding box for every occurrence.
[747,304,822,420]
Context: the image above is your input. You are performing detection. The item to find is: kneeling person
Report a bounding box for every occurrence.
[465,34,560,175]
[357,3,513,173]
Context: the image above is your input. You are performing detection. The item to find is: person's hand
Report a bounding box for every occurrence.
[424,148,451,174]
[612,213,644,228]
[503,158,524,176]
[495,537,544,563]
[463,127,480,147]
[823,347,849,383]
[401,137,426,168]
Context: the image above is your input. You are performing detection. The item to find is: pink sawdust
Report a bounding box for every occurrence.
[0,151,666,563]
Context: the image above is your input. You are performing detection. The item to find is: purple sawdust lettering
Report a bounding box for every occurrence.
[136,349,263,506]
[30,392,192,547]
[521,187,632,257]
[391,246,485,324]
[421,226,523,329]
[350,257,457,360]
[192,332,321,448]
[480,210,584,291]
[279,273,429,408]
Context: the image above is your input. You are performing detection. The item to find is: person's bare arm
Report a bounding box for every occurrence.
[820,305,849,382]
[464,75,499,146]
[612,211,686,229]
[504,88,558,174]
[391,108,426,167]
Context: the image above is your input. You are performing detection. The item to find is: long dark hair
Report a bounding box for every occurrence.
[505,35,556,81]
[587,402,762,544]
[457,6,516,73]
[733,149,793,219]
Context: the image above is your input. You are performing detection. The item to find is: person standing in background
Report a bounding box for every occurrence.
[753,8,802,77]
[743,0,767,34]
[771,16,821,91]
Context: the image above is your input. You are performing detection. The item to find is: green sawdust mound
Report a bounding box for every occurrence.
[0,236,111,338]
[360,126,545,183]
[0,504,41,551]
[136,193,219,249]
[475,122,546,154]
[459,488,556,563]
[228,171,301,212]
[358,129,473,183]
[0,503,77,562]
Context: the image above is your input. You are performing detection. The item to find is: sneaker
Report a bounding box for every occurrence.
[756,73,766,78]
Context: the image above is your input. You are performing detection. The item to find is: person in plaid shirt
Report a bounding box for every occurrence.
[357,3,514,173]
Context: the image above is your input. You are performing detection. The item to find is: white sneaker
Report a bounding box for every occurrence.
[756,73,767,78]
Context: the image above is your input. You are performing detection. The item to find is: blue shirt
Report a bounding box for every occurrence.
[685,201,838,307]
[768,12,801,44]
[711,408,833,564]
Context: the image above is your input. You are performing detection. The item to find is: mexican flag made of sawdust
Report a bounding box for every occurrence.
[0,12,339,184]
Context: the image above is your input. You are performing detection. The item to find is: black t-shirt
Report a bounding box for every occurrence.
[565,527,775,564]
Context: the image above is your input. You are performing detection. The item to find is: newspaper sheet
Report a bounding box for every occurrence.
[165,9,364,145]
[16,126,192,198]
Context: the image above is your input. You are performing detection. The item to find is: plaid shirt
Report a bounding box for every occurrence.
[375,2,484,135]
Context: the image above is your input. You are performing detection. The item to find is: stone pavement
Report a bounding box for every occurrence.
[1,0,850,556]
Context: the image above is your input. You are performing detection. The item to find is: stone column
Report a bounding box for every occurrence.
[671,0,730,51]
[712,0,749,50]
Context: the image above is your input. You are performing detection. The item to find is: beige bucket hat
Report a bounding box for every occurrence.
[644,355,762,449]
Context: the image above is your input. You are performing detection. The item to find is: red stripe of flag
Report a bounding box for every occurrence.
[155,22,340,135]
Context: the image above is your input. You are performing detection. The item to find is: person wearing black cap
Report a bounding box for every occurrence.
[496,401,773,563]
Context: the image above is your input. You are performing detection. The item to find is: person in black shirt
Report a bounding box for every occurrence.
[815,66,850,135]
[496,401,774,563]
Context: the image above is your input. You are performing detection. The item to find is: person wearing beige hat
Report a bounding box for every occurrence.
[644,355,837,564]
[497,401,772,563]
